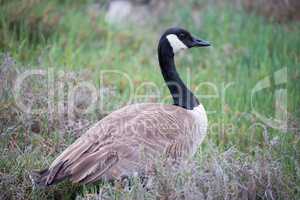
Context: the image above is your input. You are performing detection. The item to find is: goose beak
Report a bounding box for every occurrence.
[190,37,210,47]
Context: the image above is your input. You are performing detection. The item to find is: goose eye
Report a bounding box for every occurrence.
[179,33,185,38]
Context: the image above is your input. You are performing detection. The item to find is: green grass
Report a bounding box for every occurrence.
[0,0,299,199]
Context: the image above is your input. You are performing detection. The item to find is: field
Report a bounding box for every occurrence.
[0,0,299,199]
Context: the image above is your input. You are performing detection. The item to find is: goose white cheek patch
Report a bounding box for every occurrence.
[166,34,188,54]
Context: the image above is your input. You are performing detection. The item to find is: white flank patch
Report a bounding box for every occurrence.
[188,104,208,155]
[166,34,188,53]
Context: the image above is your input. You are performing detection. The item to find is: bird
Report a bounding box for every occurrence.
[30,27,210,187]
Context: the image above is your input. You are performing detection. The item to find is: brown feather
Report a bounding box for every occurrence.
[32,103,207,186]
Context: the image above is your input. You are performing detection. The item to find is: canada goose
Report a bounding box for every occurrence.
[30,27,210,187]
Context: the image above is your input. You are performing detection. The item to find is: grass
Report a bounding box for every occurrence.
[0,0,300,199]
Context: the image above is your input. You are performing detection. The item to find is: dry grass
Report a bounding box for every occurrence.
[76,145,295,200]
[0,54,104,138]
[0,0,62,43]
[196,0,300,22]
[242,0,300,22]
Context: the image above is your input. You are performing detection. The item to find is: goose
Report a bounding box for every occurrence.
[30,27,210,187]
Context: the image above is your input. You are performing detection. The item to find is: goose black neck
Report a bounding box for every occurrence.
[158,43,199,110]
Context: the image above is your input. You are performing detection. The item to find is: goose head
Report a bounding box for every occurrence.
[158,27,210,56]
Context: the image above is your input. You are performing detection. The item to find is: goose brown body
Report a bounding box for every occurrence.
[32,103,207,186]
